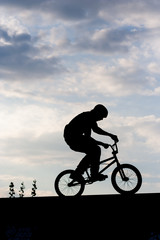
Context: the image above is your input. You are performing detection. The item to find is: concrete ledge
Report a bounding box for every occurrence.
[1,193,160,239]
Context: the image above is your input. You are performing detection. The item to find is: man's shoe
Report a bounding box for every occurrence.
[91,173,108,182]
[98,173,108,181]
[70,171,83,182]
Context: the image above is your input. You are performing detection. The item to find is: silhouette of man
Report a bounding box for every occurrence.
[64,104,118,181]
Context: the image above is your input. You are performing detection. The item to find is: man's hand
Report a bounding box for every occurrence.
[102,143,109,149]
[110,134,119,142]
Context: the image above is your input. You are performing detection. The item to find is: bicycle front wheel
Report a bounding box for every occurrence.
[54,169,85,197]
[111,164,142,194]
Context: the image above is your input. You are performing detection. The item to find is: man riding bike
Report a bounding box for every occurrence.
[64,104,118,181]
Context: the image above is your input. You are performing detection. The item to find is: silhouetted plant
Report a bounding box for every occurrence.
[31,180,37,197]
[9,182,15,198]
[19,182,25,198]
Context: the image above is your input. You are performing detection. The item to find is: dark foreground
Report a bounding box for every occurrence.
[1,193,160,239]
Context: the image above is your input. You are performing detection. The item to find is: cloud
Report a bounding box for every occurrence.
[98,0,160,28]
[0,0,159,86]
[0,0,99,21]
[133,116,160,153]
[0,103,67,138]
[0,133,66,165]
[68,59,156,97]
[1,0,160,29]
[70,27,130,55]
[106,114,160,153]
[0,18,67,80]
[0,57,156,104]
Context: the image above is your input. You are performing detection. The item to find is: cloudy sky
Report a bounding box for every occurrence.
[0,0,160,197]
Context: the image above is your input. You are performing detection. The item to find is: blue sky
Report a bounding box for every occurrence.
[0,0,160,197]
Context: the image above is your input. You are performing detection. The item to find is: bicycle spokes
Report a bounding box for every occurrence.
[119,168,127,180]
[111,164,142,194]
[117,168,138,191]
[54,170,85,197]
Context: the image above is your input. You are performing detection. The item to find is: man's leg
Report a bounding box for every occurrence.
[75,144,101,177]
[89,145,101,178]
[69,136,101,178]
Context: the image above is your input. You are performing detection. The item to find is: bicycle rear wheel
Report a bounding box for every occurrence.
[54,169,85,197]
[111,164,142,194]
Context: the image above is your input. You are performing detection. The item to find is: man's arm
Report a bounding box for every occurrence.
[92,124,118,142]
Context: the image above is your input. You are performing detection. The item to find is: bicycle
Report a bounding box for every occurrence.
[54,141,142,197]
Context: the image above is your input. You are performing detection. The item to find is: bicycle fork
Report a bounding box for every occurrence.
[116,160,129,182]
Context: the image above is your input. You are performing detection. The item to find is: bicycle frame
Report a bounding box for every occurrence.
[99,143,120,174]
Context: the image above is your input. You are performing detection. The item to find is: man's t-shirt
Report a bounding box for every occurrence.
[64,111,97,138]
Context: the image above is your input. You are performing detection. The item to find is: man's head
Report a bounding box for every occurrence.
[92,104,108,121]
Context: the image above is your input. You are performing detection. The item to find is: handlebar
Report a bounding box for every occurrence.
[109,141,118,154]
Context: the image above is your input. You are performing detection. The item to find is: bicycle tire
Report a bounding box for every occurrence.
[54,169,85,197]
[111,164,142,194]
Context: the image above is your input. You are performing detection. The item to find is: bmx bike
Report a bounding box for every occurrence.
[54,141,142,197]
